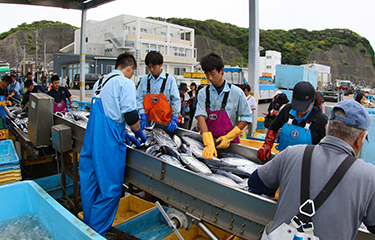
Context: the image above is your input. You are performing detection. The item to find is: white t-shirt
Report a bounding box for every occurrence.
[246,95,257,109]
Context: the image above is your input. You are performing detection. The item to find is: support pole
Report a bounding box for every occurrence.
[248,0,260,135]
[79,9,87,101]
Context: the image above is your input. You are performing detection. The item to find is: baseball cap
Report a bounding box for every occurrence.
[292,81,315,111]
[273,90,282,98]
[329,100,370,131]
[275,93,289,105]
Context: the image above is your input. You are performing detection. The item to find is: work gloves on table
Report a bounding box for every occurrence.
[125,129,147,147]
[257,130,276,161]
[139,113,149,130]
[202,132,217,159]
[167,115,178,132]
[216,126,242,149]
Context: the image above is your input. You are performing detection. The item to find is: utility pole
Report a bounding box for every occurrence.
[44,42,46,73]
[23,45,25,76]
[35,29,38,73]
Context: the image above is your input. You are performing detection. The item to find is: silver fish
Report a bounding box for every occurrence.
[173,135,182,148]
[161,145,180,160]
[145,144,161,156]
[220,157,256,166]
[211,169,244,184]
[196,156,235,168]
[211,165,252,178]
[179,154,212,174]
[204,174,239,188]
[181,136,205,149]
[153,128,177,149]
[219,153,249,160]
[158,154,183,167]
[179,143,192,156]
[237,164,259,175]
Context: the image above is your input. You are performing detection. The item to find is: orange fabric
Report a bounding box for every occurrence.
[143,93,172,125]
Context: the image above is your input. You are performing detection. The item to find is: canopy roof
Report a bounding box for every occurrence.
[0,0,114,10]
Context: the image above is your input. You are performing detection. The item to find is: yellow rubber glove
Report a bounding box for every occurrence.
[6,101,11,106]
[202,132,217,159]
[0,101,6,107]
[216,126,242,149]
[6,91,14,100]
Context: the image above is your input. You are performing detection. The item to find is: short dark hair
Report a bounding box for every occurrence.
[200,52,224,73]
[355,92,365,104]
[115,52,137,70]
[190,82,197,88]
[25,79,33,88]
[145,51,163,65]
[51,75,60,82]
[26,72,32,77]
[2,75,12,84]
[242,84,251,92]
[10,74,16,79]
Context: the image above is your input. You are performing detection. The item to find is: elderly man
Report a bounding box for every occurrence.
[248,100,375,239]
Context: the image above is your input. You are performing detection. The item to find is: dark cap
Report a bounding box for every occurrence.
[275,93,289,105]
[330,100,370,131]
[179,82,188,91]
[292,81,315,111]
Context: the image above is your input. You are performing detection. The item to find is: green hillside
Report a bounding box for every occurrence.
[0,20,78,40]
[150,17,375,68]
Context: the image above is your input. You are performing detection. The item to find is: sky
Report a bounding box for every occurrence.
[0,0,374,51]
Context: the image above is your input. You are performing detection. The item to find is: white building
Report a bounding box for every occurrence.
[60,14,197,81]
[259,50,281,79]
[302,62,332,89]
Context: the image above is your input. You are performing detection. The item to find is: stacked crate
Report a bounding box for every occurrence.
[0,140,21,185]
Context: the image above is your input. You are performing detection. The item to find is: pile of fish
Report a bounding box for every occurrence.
[7,104,29,134]
[55,110,89,128]
[136,127,260,190]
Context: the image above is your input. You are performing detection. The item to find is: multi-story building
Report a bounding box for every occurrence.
[259,50,282,80]
[58,14,196,82]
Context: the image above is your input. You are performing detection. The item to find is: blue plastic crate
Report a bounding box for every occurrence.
[115,207,173,240]
[70,100,87,111]
[0,164,20,173]
[34,174,74,199]
[0,140,19,167]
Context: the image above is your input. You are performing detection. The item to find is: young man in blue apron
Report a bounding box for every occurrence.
[195,52,252,159]
[136,51,180,132]
[79,53,147,240]
[20,79,45,108]
[47,75,73,113]
[258,81,327,161]
[7,75,21,100]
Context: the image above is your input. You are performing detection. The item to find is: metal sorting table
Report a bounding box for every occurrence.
[49,118,374,240]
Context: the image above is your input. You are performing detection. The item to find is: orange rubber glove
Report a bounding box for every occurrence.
[202,132,217,159]
[216,126,242,149]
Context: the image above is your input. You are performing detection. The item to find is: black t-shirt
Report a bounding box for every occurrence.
[47,87,72,103]
[0,87,8,97]
[21,85,45,106]
[269,104,328,144]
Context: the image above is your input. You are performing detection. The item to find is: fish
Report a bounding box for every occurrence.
[210,165,252,178]
[158,154,183,167]
[179,143,192,155]
[173,135,182,148]
[161,145,181,160]
[220,157,256,166]
[181,136,205,149]
[145,144,161,156]
[152,128,177,149]
[219,152,249,160]
[211,169,245,184]
[179,154,212,174]
[237,164,259,175]
[195,156,235,168]
[204,174,239,188]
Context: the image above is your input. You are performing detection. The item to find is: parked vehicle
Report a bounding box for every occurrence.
[73,73,101,90]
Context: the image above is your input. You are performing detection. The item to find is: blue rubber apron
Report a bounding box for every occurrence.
[79,74,126,236]
[276,116,312,152]
[0,95,6,128]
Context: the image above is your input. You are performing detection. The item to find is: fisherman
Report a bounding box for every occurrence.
[257,81,327,161]
[248,100,375,239]
[7,74,21,100]
[20,79,45,108]
[47,75,73,113]
[136,51,180,132]
[79,52,147,240]
[195,52,252,159]
[0,76,12,127]
[20,72,33,95]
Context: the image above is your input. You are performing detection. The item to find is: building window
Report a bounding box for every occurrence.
[174,48,186,57]
[161,32,166,36]
[170,33,173,38]
[104,48,113,53]
[266,65,272,69]
[174,67,186,76]
[146,45,160,53]
[266,56,272,59]
[106,65,115,74]
[140,28,147,34]
[85,37,88,42]
[133,27,136,33]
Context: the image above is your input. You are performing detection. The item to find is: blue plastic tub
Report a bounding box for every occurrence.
[0,181,104,239]
[34,174,74,199]
[115,207,173,240]
[0,140,19,169]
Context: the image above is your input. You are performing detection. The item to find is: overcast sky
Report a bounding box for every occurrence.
[0,0,374,52]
